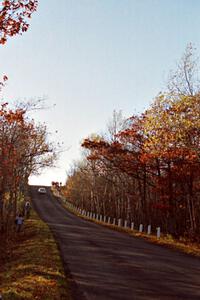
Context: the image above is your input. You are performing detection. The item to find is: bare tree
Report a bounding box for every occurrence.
[106,110,127,142]
[167,43,200,96]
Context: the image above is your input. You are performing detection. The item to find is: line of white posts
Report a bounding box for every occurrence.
[65,202,161,239]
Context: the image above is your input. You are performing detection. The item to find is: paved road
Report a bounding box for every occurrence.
[30,186,200,300]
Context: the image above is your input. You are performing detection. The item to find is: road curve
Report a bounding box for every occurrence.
[30,186,200,300]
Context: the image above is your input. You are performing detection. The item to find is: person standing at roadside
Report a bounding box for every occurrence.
[24,201,31,218]
[15,213,24,232]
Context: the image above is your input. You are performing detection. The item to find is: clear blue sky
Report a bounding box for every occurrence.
[0,0,200,185]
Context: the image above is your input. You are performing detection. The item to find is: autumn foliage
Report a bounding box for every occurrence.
[64,94,200,240]
[0,0,40,233]
[0,0,38,44]
[0,102,56,233]
[64,46,200,241]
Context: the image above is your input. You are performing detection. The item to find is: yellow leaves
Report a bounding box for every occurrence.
[143,93,200,158]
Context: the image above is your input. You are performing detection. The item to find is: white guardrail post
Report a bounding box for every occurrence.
[124,220,128,228]
[118,219,122,227]
[65,204,163,241]
[157,227,161,239]
[147,225,151,235]
[139,224,143,232]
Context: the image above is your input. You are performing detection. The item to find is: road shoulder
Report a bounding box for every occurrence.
[0,210,72,300]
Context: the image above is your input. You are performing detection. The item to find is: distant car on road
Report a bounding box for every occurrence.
[38,187,47,194]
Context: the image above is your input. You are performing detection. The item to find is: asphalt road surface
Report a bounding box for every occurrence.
[30,186,200,300]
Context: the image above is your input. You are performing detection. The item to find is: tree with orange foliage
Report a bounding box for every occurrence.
[0,0,38,44]
[81,90,200,238]
[81,114,152,224]
[64,46,200,241]
[143,93,200,237]
[0,101,57,232]
[0,0,41,233]
[74,91,200,239]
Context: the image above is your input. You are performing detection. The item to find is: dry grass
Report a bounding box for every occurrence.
[0,211,72,300]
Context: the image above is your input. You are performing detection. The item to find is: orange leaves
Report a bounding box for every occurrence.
[3,75,8,81]
[0,75,8,91]
[81,93,200,219]
[82,138,109,150]
[0,101,53,190]
[0,106,25,125]
[0,0,38,44]
[2,1,10,6]
[0,105,27,187]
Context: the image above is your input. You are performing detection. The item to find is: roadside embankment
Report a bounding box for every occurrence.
[0,210,72,300]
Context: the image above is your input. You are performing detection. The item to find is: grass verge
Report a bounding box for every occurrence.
[0,210,72,300]
[81,217,200,257]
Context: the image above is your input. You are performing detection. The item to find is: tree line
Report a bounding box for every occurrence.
[0,101,57,233]
[63,45,200,241]
[0,1,58,234]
